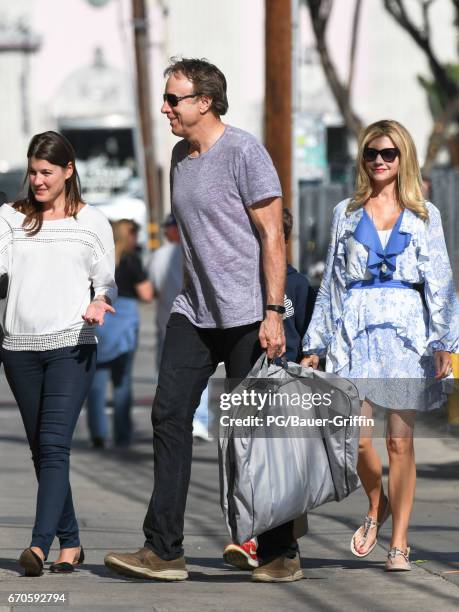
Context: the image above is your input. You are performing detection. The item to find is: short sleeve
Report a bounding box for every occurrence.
[237,143,282,207]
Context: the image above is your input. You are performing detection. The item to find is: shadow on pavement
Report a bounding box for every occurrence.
[416,460,459,479]
[300,557,383,570]
[0,557,20,573]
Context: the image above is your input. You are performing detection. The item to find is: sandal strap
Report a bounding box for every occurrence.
[361,515,378,541]
[388,547,409,561]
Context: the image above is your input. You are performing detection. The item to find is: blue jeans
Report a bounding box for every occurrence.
[1,344,96,557]
[86,350,135,446]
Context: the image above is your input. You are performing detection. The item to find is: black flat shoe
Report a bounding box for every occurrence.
[50,546,85,574]
[19,548,44,577]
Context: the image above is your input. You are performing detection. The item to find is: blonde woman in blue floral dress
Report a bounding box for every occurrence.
[301,119,459,571]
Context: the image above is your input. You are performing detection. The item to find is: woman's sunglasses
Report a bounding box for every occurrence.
[363,147,400,163]
[162,93,201,107]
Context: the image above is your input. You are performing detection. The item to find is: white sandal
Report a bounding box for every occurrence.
[385,547,411,571]
[350,498,391,558]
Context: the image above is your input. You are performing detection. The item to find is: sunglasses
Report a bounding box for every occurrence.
[162,93,201,107]
[363,147,400,163]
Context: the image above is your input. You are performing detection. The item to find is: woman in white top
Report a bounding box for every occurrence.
[0,131,117,576]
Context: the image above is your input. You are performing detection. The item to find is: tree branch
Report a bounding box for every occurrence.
[348,0,362,96]
[306,0,363,137]
[383,0,458,97]
[423,96,459,174]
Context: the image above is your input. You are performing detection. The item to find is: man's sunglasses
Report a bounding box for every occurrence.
[363,147,400,163]
[162,93,201,107]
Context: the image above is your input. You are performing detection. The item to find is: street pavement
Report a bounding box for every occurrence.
[0,305,459,611]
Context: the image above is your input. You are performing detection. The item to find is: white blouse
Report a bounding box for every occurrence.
[0,203,117,351]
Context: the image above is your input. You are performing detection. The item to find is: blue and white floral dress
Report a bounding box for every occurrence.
[302,199,459,410]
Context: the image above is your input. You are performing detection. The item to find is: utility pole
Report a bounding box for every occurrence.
[132,0,162,249]
[265,0,293,261]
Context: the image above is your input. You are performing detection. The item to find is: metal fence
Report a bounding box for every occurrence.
[298,168,459,285]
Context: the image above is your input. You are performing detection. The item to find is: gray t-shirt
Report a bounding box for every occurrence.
[170,125,282,328]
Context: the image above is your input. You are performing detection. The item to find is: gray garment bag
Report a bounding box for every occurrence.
[219,354,361,544]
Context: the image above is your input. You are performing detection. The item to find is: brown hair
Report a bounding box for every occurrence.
[14,131,84,235]
[347,119,428,221]
[164,57,228,117]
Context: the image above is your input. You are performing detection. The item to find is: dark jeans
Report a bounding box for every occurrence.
[1,345,96,557]
[87,350,135,446]
[143,313,297,561]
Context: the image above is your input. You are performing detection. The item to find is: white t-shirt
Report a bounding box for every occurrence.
[0,203,117,351]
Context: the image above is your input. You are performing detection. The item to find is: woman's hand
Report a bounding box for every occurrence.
[82,298,115,326]
[300,354,320,369]
[434,350,452,380]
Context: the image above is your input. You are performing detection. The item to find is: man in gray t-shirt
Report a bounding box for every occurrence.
[105,58,302,584]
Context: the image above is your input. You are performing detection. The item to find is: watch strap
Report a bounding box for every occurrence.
[266,304,286,314]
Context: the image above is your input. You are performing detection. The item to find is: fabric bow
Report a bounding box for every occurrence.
[353,209,411,279]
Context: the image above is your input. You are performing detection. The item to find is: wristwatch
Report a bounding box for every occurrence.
[266,304,286,315]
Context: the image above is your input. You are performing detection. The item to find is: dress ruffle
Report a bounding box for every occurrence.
[327,288,428,376]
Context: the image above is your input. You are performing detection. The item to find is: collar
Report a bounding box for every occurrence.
[352,208,411,279]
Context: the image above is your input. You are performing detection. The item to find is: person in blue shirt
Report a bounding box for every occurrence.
[282,208,316,362]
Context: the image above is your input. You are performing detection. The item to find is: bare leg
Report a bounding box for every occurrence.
[386,410,416,551]
[353,401,388,554]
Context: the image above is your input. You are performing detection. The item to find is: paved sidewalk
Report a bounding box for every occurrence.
[0,306,458,611]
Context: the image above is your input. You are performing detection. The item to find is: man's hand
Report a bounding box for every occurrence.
[82,299,115,326]
[300,354,319,369]
[259,310,286,359]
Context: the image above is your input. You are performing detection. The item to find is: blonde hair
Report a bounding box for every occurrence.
[113,219,137,266]
[347,119,428,221]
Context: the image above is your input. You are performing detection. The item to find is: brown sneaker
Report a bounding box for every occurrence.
[251,553,303,583]
[104,548,188,581]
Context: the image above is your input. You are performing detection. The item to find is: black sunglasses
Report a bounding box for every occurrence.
[162,93,201,107]
[363,147,400,163]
